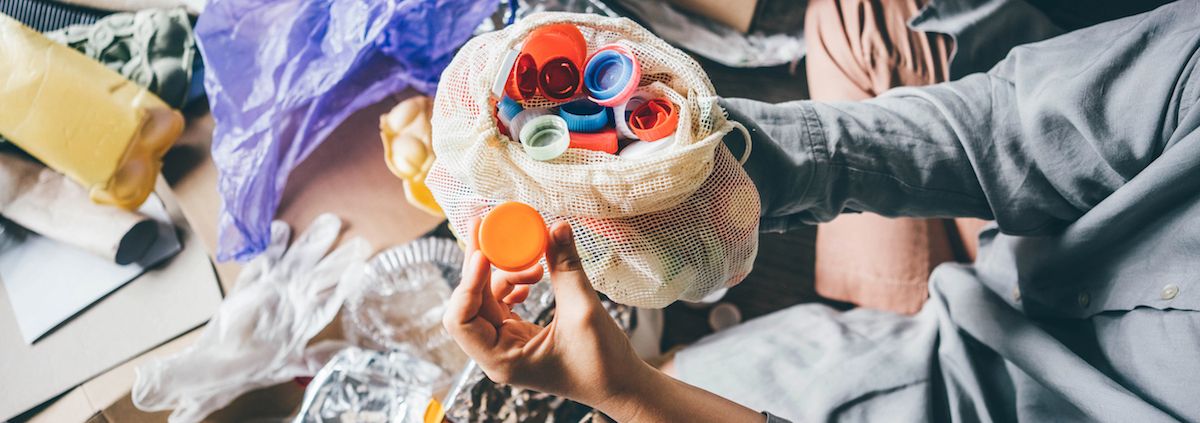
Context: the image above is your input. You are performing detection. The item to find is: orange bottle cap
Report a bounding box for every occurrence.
[505,53,539,101]
[629,98,678,142]
[569,127,618,154]
[478,202,548,272]
[521,24,586,102]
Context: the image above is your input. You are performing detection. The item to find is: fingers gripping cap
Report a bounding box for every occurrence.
[479,202,548,272]
[585,45,640,107]
[629,98,678,142]
[558,99,608,132]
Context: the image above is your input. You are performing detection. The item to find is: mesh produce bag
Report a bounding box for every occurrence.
[427,12,759,308]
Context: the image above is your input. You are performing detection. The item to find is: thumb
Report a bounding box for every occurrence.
[545,221,601,310]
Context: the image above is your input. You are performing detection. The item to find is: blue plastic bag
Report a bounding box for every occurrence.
[196,0,498,263]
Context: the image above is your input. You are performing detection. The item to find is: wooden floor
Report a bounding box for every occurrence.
[659,56,845,352]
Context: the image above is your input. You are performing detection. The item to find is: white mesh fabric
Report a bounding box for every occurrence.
[428,13,761,308]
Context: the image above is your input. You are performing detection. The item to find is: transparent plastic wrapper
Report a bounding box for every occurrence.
[133,214,371,423]
[427,12,761,308]
[342,237,469,391]
[293,347,444,423]
[196,0,500,263]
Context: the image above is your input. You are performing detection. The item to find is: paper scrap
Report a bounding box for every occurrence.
[0,194,182,344]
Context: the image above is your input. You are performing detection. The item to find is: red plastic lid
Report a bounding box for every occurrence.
[629,98,678,142]
[521,25,586,102]
[505,53,539,101]
[569,127,618,154]
[478,202,548,272]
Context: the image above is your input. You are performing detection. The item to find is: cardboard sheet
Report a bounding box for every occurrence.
[0,194,182,344]
[0,181,223,422]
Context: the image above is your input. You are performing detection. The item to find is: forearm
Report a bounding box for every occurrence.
[728,3,1200,236]
[597,362,766,423]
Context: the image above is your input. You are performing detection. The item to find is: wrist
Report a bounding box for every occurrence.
[592,360,667,422]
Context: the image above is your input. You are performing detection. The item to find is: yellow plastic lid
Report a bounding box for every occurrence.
[479,202,548,272]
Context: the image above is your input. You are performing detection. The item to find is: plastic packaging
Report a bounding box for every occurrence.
[133,214,371,423]
[342,237,470,391]
[427,13,759,308]
[293,347,444,423]
[196,0,499,263]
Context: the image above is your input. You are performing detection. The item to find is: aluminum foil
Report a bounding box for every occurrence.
[293,347,443,423]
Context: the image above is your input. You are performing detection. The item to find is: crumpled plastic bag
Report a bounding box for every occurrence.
[132,213,371,423]
[195,0,499,263]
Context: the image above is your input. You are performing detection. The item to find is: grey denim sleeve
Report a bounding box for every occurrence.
[723,2,1200,236]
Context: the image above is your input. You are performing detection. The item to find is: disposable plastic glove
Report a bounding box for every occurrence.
[133,213,371,423]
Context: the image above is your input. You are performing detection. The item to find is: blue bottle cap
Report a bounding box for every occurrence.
[497,95,523,121]
[585,44,641,107]
[585,51,633,100]
[558,99,609,132]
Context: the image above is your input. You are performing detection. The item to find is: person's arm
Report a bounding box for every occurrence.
[728,2,1200,235]
[443,219,768,423]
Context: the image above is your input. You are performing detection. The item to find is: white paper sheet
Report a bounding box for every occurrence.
[0,194,182,344]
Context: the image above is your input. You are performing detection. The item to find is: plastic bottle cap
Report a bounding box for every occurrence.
[505,53,539,101]
[612,90,653,140]
[479,202,548,272]
[522,25,587,102]
[519,115,571,161]
[508,108,553,143]
[497,95,523,121]
[569,127,618,154]
[585,45,640,107]
[558,99,608,132]
[493,49,521,99]
[617,133,675,159]
[629,98,678,142]
[539,58,581,101]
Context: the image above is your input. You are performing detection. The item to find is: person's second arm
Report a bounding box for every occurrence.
[733,7,1196,235]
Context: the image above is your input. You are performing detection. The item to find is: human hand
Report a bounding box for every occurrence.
[443,218,651,411]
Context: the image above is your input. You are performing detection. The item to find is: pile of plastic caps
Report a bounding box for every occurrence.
[491,24,678,161]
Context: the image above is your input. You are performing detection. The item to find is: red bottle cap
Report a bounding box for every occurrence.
[521,25,586,102]
[569,127,618,154]
[505,53,539,101]
[479,202,548,272]
[629,98,678,142]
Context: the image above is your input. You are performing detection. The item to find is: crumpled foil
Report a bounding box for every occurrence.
[293,347,443,423]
